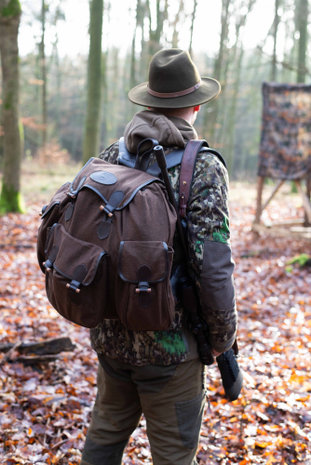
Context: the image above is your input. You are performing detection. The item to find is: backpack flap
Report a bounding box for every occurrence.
[68,157,161,217]
[116,240,175,331]
[44,223,111,328]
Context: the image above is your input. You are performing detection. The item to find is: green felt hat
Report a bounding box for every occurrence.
[128,48,221,109]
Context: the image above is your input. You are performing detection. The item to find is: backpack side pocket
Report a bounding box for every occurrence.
[37,182,71,272]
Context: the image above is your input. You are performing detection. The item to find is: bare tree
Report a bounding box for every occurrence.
[188,0,197,55]
[0,0,24,213]
[202,0,230,144]
[271,0,281,81]
[82,0,104,162]
[221,0,257,172]
[147,0,168,56]
[295,0,309,83]
[39,0,47,148]
[171,0,185,49]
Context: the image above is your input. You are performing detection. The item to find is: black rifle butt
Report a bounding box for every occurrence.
[216,348,243,401]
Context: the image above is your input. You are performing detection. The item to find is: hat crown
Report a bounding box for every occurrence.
[148,49,201,94]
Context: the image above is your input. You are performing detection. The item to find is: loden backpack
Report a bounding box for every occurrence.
[36,137,222,331]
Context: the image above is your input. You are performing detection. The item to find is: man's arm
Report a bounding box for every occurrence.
[186,151,237,355]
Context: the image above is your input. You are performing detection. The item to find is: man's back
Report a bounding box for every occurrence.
[81,48,237,465]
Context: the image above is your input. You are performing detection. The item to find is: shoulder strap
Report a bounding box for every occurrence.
[179,140,207,218]
[117,137,184,176]
[179,140,226,218]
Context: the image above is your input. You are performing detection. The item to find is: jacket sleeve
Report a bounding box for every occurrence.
[186,151,237,354]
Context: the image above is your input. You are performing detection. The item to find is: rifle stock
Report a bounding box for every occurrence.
[178,276,243,400]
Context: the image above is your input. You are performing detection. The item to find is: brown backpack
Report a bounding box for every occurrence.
[37,155,177,329]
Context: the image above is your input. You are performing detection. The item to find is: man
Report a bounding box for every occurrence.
[81,48,237,465]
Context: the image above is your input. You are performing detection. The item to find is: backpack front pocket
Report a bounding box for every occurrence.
[43,223,114,327]
[117,241,175,330]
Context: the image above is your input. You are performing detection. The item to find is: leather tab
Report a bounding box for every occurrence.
[136,265,151,292]
[66,279,81,293]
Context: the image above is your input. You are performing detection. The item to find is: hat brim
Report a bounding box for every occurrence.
[128,77,221,108]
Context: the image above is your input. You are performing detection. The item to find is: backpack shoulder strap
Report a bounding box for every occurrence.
[117,137,184,176]
[147,149,184,176]
[179,140,226,218]
[179,140,207,218]
[117,137,136,168]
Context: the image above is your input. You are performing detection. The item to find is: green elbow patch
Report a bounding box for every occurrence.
[212,218,230,244]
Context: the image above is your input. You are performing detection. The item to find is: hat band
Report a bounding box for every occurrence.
[147,80,201,99]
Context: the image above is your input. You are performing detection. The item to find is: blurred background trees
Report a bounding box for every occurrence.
[0,0,310,211]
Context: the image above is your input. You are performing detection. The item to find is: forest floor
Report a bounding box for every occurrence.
[0,161,310,465]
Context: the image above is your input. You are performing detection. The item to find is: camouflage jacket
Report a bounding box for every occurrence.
[90,110,237,366]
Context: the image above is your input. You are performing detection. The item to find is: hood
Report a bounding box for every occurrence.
[124,110,198,153]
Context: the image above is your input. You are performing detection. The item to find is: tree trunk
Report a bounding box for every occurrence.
[39,0,48,148]
[101,50,108,147]
[147,0,168,57]
[270,0,280,81]
[0,0,24,213]
[296,0,308,83]
[171,0,185,49]
[129,0,141,90]
[221,0,256,174]
[82,0,104,162]
[188,0,197,55]
[202,0,230,143]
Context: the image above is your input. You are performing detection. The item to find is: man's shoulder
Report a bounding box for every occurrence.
[99,141,119,163]
[193,148,229,185]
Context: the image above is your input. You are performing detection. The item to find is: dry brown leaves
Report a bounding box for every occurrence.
[0,185,310,465]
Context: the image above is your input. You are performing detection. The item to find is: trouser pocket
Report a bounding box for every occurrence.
[175,390,205,449]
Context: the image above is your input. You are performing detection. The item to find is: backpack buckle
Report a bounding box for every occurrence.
[43,259,53,271]
[66,280,81,294]
[99,204,114,217]
[135,281,151,294]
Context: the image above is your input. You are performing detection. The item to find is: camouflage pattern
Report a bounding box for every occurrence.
[90,111,236,366]
[258,82,311,180]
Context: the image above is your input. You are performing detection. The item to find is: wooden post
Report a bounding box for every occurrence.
[254,176,265,224]
[305,175,311,225]
[261,179,284,212]
[295,180,311,224]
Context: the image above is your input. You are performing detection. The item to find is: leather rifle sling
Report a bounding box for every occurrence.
[179,140,208,218]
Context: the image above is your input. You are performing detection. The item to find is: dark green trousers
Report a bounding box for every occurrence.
[81,356,206,465]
